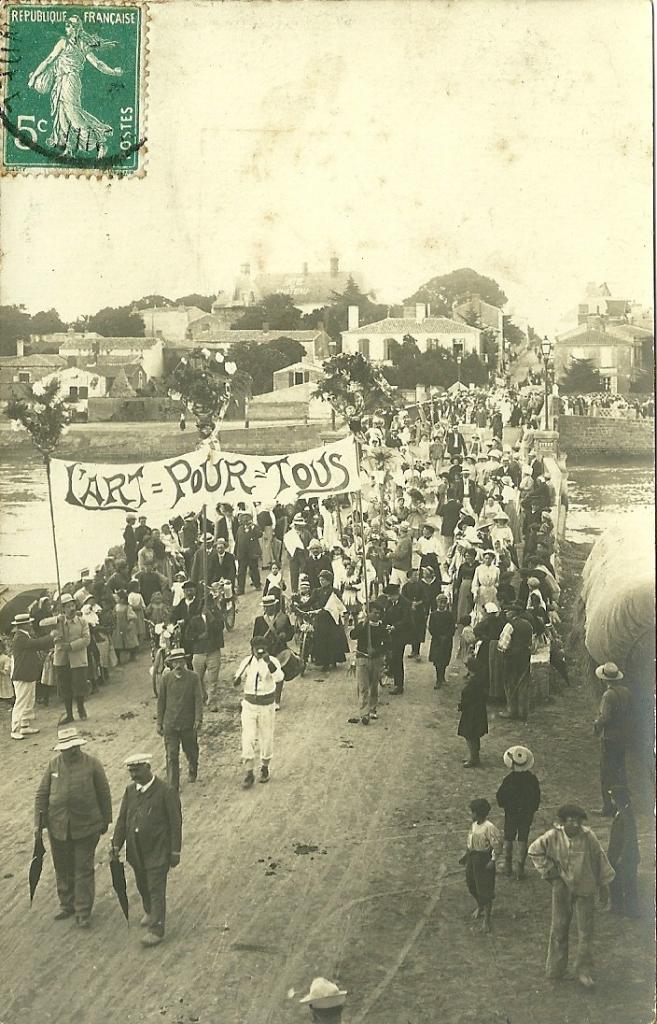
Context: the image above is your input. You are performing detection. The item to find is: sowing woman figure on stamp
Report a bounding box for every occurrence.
[28,16,122,159]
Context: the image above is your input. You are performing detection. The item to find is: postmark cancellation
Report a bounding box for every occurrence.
[1,2,147,176]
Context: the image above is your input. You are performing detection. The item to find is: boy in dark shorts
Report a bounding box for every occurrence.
[496,745,541,879]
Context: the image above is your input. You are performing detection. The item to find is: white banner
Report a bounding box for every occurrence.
[49,436,360,517]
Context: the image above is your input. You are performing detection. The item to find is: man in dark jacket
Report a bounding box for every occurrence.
[180,512,199,573]
[207,537,237,588]
[187,595,225,701]
[214,502,238,553]
[10,612,52,740]
[401,569,432,660]
[235,513,262,594]
[111,753,183,947]
[444,424,467,458]
[157,648,204,789]
[382,583,413,694]
[172,580,202,667]
[34,727,112,926]
[123,514,138,572]
[593,663,632,816]
[498,605,534,722]
[607,785,640,917]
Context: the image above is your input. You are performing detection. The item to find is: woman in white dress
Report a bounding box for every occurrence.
[471,550,500,626]
[28,16,122,157]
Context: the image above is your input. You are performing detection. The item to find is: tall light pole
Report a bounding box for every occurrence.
[540,336,552,430]
[457,354,463,384]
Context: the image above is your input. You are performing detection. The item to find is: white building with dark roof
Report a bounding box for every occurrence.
[341,305,481,362]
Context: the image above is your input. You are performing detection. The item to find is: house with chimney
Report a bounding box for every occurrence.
[341,304,481,362]
[555,318,653,394]
[58,334,164,381]
[140,304,207,343]
[183,325,331,363]
[229,258,367,315]
[0,352,67,403]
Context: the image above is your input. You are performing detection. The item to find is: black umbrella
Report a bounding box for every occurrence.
[29,824,46,905]
[109,858,129,921]
[0,588,48,635]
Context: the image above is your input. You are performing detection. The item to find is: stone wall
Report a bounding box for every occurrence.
[88,397,179,422]
[0,421,331,461]
[558,415,654,457]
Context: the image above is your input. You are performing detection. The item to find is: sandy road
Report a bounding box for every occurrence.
[0,583,653,1024]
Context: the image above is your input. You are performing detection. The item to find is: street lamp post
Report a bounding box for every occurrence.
[456,354,463,384]
[540,336,552,430]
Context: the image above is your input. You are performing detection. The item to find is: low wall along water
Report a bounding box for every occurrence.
[558,415,654,458]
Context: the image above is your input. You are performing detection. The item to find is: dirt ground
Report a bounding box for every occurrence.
[1,574,654,1024]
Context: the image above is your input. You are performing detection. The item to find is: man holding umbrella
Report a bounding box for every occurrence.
[111,753,183,948]
[34,726,112,927]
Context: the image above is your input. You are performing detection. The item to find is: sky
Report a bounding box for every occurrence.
[0,0,653,336]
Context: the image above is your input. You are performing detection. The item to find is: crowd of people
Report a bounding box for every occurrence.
[2,387,643,984]
[559,392,654,418]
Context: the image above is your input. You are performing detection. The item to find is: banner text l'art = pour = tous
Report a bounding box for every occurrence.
[49,437,360,516]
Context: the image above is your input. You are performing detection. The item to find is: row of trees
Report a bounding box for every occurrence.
[1,268,531,355]
[381,336,491,389]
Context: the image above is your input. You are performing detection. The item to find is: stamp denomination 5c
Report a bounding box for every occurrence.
[2,3,146,175]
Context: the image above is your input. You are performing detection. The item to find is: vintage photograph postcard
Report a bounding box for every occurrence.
[0,2,654,1023]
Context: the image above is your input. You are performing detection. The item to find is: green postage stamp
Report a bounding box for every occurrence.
[2,3,146,175]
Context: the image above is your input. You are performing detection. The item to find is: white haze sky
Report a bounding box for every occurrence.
[0,0,653,336]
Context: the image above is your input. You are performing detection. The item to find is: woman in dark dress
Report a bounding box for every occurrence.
[428,593,455,688]
[310,571,349,670]
[473,601,506,700]
[457,656,488,767]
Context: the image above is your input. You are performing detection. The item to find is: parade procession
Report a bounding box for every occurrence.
[1,2,654,1022]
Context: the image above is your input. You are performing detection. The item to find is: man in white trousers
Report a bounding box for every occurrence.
[234,637,284,789]
[10,613,53,740]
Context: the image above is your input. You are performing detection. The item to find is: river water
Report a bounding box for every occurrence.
[0,454,654,587]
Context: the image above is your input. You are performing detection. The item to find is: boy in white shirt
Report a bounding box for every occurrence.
[460,797,502,933]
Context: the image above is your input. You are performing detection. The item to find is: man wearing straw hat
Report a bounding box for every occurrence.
[9,612,53,741]
[111,753,183,948]
[299,977,347,1022]
[593,662,632,817]
[51,592,91,724]
[34,726,112,927]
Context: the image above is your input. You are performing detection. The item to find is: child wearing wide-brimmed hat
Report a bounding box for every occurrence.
[496,746,541,879]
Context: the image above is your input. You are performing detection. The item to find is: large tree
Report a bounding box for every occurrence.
[0,304,31,357]
[404,268,508,316]
[302,277,388,343]
[86,305,145,337]
[131,294,173,309]
[226,336,306,395]
[559,356,602,393]
[29,308,67,335]
[173,293,217,313]
[232,293,304,331]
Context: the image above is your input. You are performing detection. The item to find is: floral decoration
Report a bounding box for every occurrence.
[5,377,72,456]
